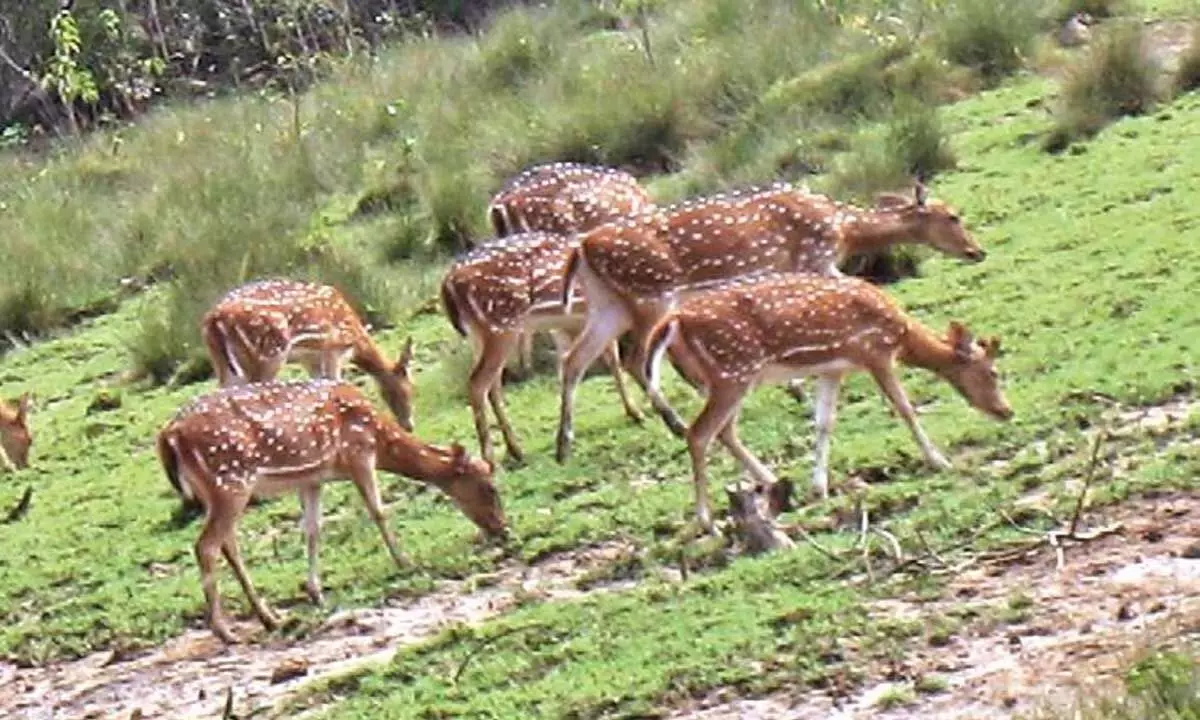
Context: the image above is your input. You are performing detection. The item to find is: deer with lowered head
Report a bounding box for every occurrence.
[202,279,416,431]
[157,379,506,643]
[641,272,1012,532]
[555,180,987,462]
[0,393,32,471]
[441,231,644,466]
[485,161,655,376]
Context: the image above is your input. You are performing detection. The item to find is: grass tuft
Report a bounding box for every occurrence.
[1046,21,1162,149]
[1174,25,1200,95]
[938,0,1041,83]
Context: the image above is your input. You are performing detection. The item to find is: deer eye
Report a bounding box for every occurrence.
[949,214,961,224]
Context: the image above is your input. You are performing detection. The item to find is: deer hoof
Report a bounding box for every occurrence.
[211,622,240,645]
[304,583,325,607]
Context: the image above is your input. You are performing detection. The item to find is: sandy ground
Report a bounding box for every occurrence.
[0,542,636,720]
[672,492,1200,720]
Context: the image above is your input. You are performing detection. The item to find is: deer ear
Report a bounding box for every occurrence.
[397,337,414,372]
[914,179,928,208]
[16,393,30,424]
[983,336,1002,359]
[947,321,973,359]
[449,442,468,472]
[874,192,910,211]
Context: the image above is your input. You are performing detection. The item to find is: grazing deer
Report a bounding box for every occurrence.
[641,272,1012,531]
[441,231,643,465]
[555,180,986,462]
[156,379,506,643]
[202,279,416,431]
[487,161,654,373]
[0,393,32,471]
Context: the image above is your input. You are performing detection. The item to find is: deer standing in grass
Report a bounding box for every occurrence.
[441,231,644,466]
[485,161,654,374]
[157,379,506,643]
[641,272,1013,532]
[202,279,416,431]
[0,393,32,471]
[555,180,987,462]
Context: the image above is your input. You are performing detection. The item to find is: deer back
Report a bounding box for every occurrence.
[207,280,368,358]
[443,232,577,333]
[162,379,372,495]
[490,162,652,236]
[671,273,910,382]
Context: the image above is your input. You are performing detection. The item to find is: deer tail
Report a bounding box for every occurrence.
[157,431,192,502]
[201,314,243,381]
[643,316,679,392]
[488,202,510,237]
[562,245,582,312]
[440,277,468,338]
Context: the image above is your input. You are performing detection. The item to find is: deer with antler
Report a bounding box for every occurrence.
[0,393,32,471]
[202,279,416,430]
[641,272,1012,532]
[441,231,644,466]
[157,379,506,643]
[485,161,654,375]
[554,180,987,462]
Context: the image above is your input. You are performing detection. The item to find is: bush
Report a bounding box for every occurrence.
[886,98,957,181]
[1032,647,1199,719]
[938,0,1041,82]
[1051,0,1126,24]
[1174,25,1200,95]
[1046,21,1161,149]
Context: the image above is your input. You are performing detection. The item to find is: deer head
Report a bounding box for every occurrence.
[436,442,506,537]
[875,181,986,263]
[376,337,416,432]
[940,321,1013,421]
[0,393,32,470]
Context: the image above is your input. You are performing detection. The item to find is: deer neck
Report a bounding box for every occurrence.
[349,337,393,378]
[374,425,459,484]
[896,322,957,377]
[836,209,918,258]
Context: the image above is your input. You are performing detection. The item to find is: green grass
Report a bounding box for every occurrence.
[0,0,1198,717]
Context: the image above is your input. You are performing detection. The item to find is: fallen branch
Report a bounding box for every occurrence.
[452,624,542,685]
[725,481,796,554]
[3,486,32,524]
[1070,430,1107,537]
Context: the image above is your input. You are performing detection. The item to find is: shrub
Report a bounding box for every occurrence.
[1046,21,1161,149]
[886,98,957,181]
[938,0,1041,82]
[1174,25,1200,95]
[1051,0,1126,24]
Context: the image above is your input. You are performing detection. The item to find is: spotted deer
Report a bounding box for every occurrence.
[441,232,643,465]
[202,279,416,431]
[0,393,32,471]
[641,272,1012,531]
[486,161,654,373]
[554,180,986,462]
[156,379,506,643]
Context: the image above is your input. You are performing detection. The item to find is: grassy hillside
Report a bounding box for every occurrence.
[0,0,1198,717]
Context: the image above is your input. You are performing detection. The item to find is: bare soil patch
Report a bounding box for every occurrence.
[672,492,1200,719]
[0,542,636,720]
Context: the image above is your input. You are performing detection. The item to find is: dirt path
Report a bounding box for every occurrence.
[671,493,1200,720]
[0,542,636,720]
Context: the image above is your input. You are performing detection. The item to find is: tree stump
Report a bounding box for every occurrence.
[725,479,796,555]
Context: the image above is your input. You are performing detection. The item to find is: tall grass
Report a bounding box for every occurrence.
[1044,21,1162,151]
[0,0,1060,380]
[938,0,1041,83]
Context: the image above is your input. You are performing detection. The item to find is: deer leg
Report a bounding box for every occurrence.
[517,330,535,375]
[631,319,690,438]
[810,373,845,499]
[195,493,249,644]
[346,458,411,569]
[298,485,324,605]
[869,364,952,471]
[556,306,631,464]
[221,533,280,631]
[487,359,524,464]
[785,378,807,404]
[467,332,515,466]
[687,382,749,534]
[600,340,644,424]
[717,415,779,488]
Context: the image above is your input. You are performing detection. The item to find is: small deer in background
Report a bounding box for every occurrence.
[486,161,654,374]
[157,379,506,643]
[202,279,415,431]
[642,272,1012,532]
[441,231,643,466]
[555,180,987,462]
[1057,12,1094,48]
[0,393,32,471]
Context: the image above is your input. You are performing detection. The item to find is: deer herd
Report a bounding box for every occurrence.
[1,161,1015,643]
